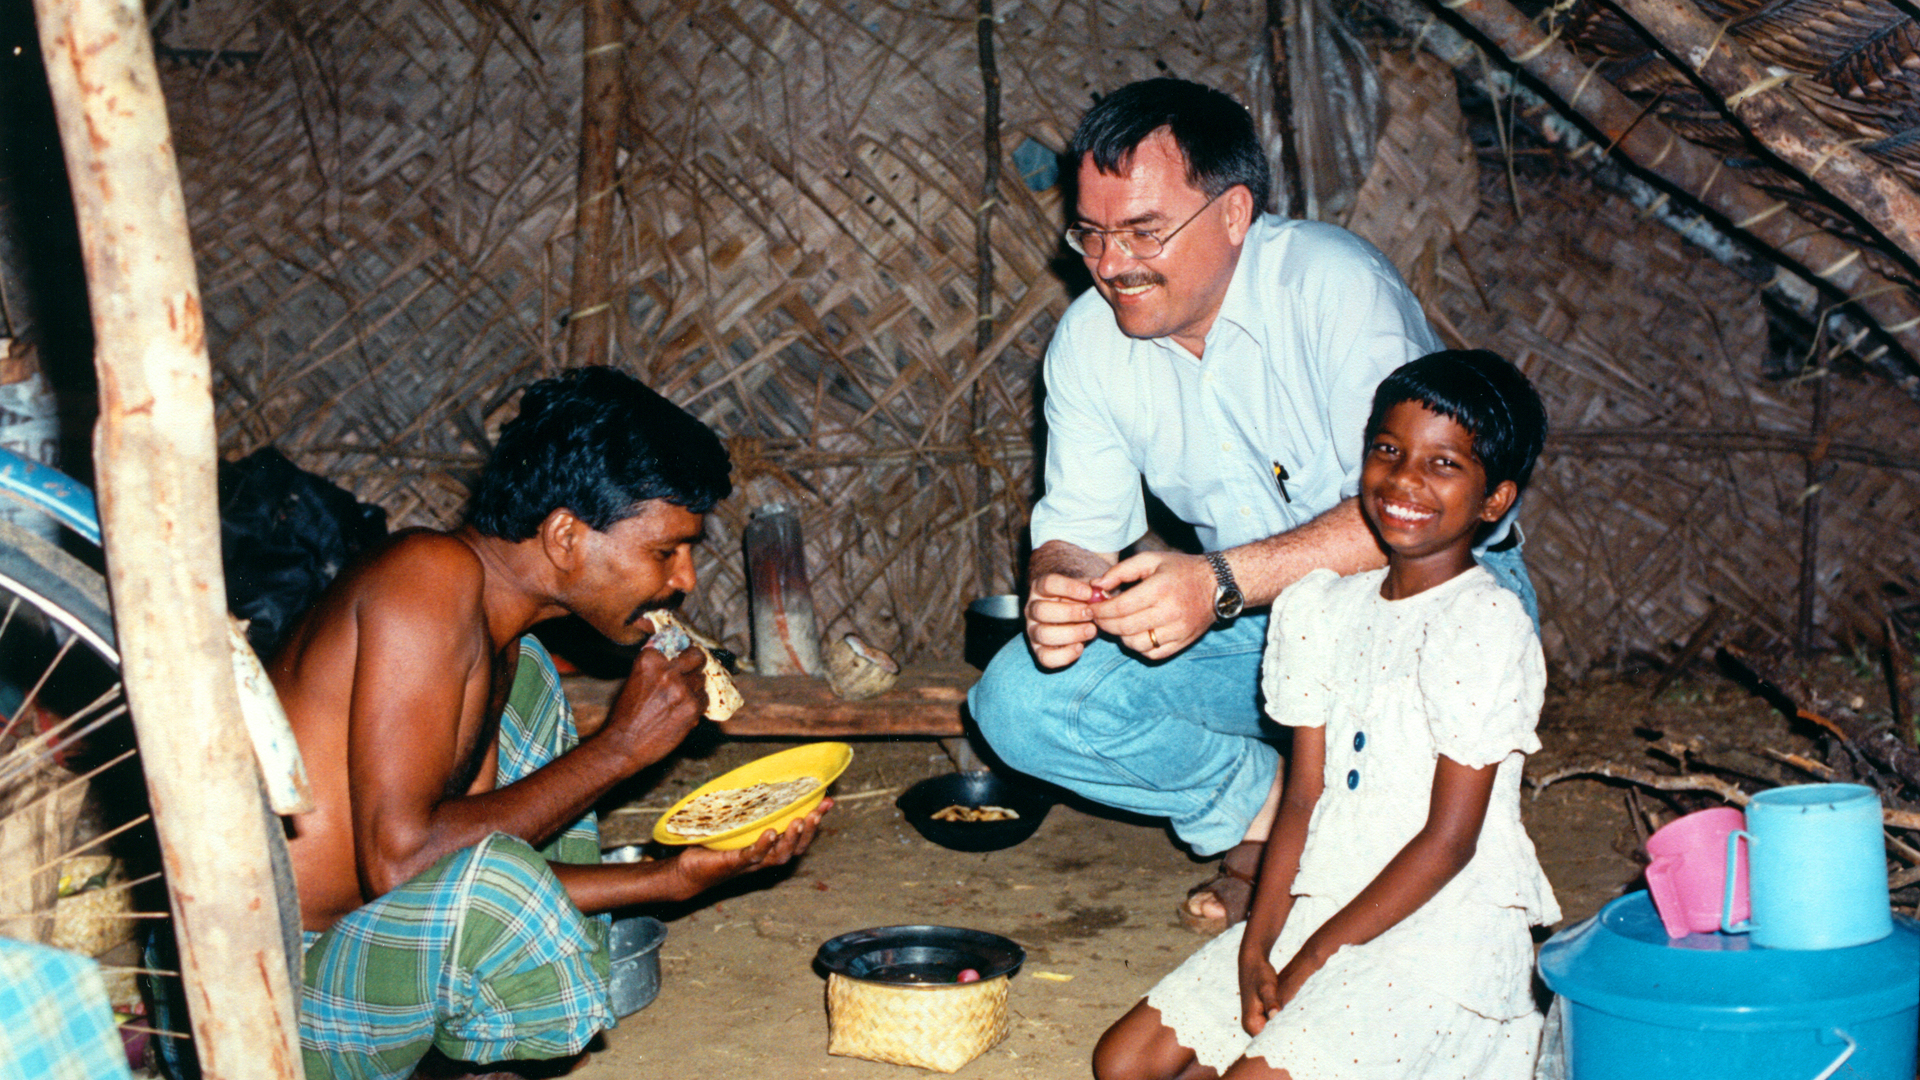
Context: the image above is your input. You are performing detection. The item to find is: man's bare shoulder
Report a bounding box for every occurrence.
[339,529,485,613]
[272,529,490,674]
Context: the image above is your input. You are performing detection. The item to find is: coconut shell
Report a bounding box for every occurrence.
[825,634,900,701]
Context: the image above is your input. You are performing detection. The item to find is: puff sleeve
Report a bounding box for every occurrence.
[1260,567,1343,729]
[1415,584,1545,768]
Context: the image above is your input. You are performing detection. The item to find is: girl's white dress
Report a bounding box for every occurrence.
[1144,566,1560,1079]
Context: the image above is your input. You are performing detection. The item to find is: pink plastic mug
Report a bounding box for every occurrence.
[1644,806,1749,938]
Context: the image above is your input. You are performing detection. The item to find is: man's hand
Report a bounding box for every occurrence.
[1025,572,1106,669]
[591,645,710,773]
[1089,551,1217,659]
[665,799,833,900]
[1023,539,1120,670]
[551,799,833,914]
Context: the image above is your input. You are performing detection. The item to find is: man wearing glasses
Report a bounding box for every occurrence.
[970,77,1533,935]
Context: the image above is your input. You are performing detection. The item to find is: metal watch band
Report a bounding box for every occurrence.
[1206,552,1243,619]
[1206,551,1237,594]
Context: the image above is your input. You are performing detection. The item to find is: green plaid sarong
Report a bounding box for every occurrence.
[298,637,614,1080]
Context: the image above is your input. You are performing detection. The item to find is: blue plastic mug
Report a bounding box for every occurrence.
[1722,782,1893,950]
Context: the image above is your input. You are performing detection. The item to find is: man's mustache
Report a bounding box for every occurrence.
[627,593,687,626]
[1103,271,1165,290]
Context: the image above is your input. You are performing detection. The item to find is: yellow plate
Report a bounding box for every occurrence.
[652,742,853,850]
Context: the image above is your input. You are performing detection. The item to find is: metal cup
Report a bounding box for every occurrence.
[963,595,1023,670]
[607,915,666,1016]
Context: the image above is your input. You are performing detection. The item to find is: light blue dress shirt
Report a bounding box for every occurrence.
[1029,215,1446,555]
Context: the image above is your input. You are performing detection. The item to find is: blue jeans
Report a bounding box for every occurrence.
[970,613,1276,857]
[1477,530,1540,630]
[969,542,1538,857]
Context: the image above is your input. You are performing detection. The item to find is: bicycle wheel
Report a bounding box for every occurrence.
[0,513,300,1074]
[0,514,153,1030]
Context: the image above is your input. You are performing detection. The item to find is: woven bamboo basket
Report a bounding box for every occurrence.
[52,854,139,1007]
[0,767,83,946]
[51,854,133,958]
[825,971,1010,1073]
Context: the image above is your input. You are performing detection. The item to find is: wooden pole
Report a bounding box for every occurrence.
[1886,614,1912,744]
[1546,426,1920,472]
[566,0,626,369]
[972,0,1001,601]
[1266,0,1307,218]
[28,0,304,1076]
[1796,367,1832,654]
[743,503,824,676]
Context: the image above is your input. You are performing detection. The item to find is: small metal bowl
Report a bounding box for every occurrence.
[816,924,1025,985]
[607,914,667,1016]
[896,771,1051,852]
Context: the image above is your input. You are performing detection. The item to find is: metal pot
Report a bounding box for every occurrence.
[607,915,666,1017]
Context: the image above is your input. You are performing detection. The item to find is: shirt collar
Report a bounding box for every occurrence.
[1199,214,1272,355]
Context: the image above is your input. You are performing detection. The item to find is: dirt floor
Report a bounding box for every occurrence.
[567,655,1911,1079]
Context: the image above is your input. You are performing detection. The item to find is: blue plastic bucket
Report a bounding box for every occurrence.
[1539,892,1918,1080]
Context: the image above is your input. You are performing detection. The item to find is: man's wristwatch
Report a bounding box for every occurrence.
[1205,552,1244,621]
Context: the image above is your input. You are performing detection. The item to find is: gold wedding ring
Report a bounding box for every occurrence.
[1147,627,1161,649]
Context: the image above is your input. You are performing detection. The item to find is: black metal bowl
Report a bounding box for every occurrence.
[815,924,1025,985]
[896,770,1051,852]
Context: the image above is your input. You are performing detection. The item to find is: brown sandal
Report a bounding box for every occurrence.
[1177,840,1262,935]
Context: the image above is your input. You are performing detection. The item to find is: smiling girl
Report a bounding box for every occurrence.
[1093,350,1558,1080]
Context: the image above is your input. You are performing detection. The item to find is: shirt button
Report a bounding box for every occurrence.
[1346,769,1359,790]
[1220,441,1232,453]
[1239,506,1251,517]
[1353,731,1366,752]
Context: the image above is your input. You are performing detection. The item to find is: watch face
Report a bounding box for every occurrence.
[1215,588,1244,620]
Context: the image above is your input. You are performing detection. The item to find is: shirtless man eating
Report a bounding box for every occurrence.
[271,366,827,1079]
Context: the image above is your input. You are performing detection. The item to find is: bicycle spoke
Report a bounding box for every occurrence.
[0,630,80,743]
[0,594,19,653]
[15,811,153,885]
[118,1023,190,1041]
[0,701,130,789]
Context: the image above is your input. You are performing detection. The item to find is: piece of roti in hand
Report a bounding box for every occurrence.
[643,610,745,722]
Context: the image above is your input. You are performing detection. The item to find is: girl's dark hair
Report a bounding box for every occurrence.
[465,366,732,541]
[1365,350,1548,494]
[1068,77,1272,212]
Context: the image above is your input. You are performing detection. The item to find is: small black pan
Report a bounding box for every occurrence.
[896,770,1051,852]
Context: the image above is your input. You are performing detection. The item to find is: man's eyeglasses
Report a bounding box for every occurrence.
[1063,191,1221,260]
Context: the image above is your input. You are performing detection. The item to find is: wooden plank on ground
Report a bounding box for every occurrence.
[564,661,976,738]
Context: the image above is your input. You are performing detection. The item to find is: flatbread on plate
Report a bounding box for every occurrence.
[650,742,851,850]
[662,777,821,839]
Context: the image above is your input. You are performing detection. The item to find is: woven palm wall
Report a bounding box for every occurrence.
[1349,50,1920,673]
[2,0,1912,671]
[148,0,1275,664]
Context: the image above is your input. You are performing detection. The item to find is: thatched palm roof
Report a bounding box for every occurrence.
[1401,0,1920,388]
